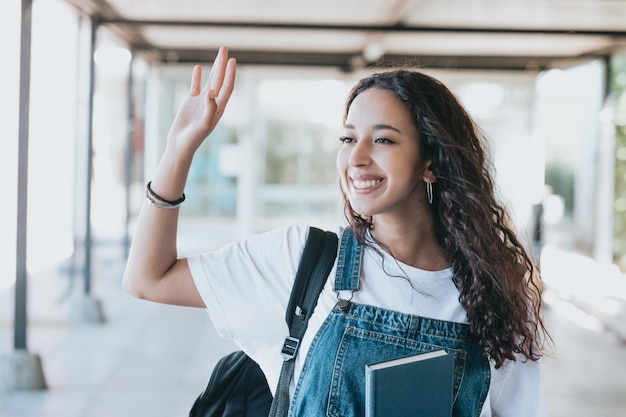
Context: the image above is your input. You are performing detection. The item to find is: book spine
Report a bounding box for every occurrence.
[364,367,375,417]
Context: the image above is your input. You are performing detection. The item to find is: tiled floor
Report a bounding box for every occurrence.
[1,238,626,417]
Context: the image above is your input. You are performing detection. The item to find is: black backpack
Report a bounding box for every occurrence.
[189,227,338,417]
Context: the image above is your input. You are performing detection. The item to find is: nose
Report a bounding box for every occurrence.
[349,139,371,167]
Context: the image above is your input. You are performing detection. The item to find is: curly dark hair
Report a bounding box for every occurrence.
[342,69,548,369]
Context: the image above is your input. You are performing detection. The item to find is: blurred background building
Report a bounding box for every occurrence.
[1,0,626,416]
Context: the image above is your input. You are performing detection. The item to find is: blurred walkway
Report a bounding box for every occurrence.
[1,238,626,416]
[0,239,237,416]
[539,245,626,416]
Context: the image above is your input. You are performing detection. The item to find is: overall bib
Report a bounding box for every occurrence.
[289,228,491,417]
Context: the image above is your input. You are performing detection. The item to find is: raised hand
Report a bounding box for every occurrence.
[122,47,236,308]
[166,46,237,159]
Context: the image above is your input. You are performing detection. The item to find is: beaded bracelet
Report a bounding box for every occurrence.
[146,181,186,206]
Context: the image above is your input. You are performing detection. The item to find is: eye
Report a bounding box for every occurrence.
[375,137,394,144]
[339,136,355,143]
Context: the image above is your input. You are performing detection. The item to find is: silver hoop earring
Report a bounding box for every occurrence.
[426,181,433,205]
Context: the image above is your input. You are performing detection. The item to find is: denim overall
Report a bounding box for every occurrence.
[289,228,491,417]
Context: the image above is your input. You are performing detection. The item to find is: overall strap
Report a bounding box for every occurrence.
[269,227,338,417]
[334,227,363,292]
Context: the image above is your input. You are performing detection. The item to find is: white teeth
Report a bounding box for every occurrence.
[353,179,381,189]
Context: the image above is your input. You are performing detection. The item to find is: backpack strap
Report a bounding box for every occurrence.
[269,227,338,417]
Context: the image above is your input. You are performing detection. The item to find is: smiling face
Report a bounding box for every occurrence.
[337,87,435,222]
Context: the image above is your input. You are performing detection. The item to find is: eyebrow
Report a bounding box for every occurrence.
[344,123,401,133]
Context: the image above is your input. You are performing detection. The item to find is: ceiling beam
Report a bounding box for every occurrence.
[101,18,626,37]
[133,47,607,72]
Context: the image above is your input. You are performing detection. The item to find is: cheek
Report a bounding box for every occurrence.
[390,153,423,184]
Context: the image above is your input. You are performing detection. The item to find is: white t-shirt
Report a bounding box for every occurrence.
[188,224,546,417]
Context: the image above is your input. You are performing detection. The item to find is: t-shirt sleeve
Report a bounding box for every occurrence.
[187,224,310,344]
[486,357,548,417]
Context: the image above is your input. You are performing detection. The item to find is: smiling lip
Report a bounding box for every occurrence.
[350,177,383,192]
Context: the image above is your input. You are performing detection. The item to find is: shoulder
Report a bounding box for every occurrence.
[189,224,343,273]
[240,224,316,261]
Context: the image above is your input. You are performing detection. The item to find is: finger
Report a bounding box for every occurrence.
[208,58,236,123]
[207,46,229,98]
[202,57,236,128]
[189,65,202,96]
[204,47,225,94]
[215,57,237,108]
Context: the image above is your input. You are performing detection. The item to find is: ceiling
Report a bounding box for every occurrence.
[64,0,626,72]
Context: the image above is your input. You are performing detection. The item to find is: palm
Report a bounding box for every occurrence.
[167,47,236,156]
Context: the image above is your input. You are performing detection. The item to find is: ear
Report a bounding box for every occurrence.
[422,161,437,183]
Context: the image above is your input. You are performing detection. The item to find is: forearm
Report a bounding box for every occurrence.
[122,150,192,298]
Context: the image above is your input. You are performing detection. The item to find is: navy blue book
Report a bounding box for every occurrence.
[365,349,454,417]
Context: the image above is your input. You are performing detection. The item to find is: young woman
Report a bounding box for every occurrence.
[123,46,549,416]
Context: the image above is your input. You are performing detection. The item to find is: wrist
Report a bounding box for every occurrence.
[145,181,185,209]
[162,141,195,168]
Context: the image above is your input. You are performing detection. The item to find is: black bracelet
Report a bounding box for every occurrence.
[146,181,186,206]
